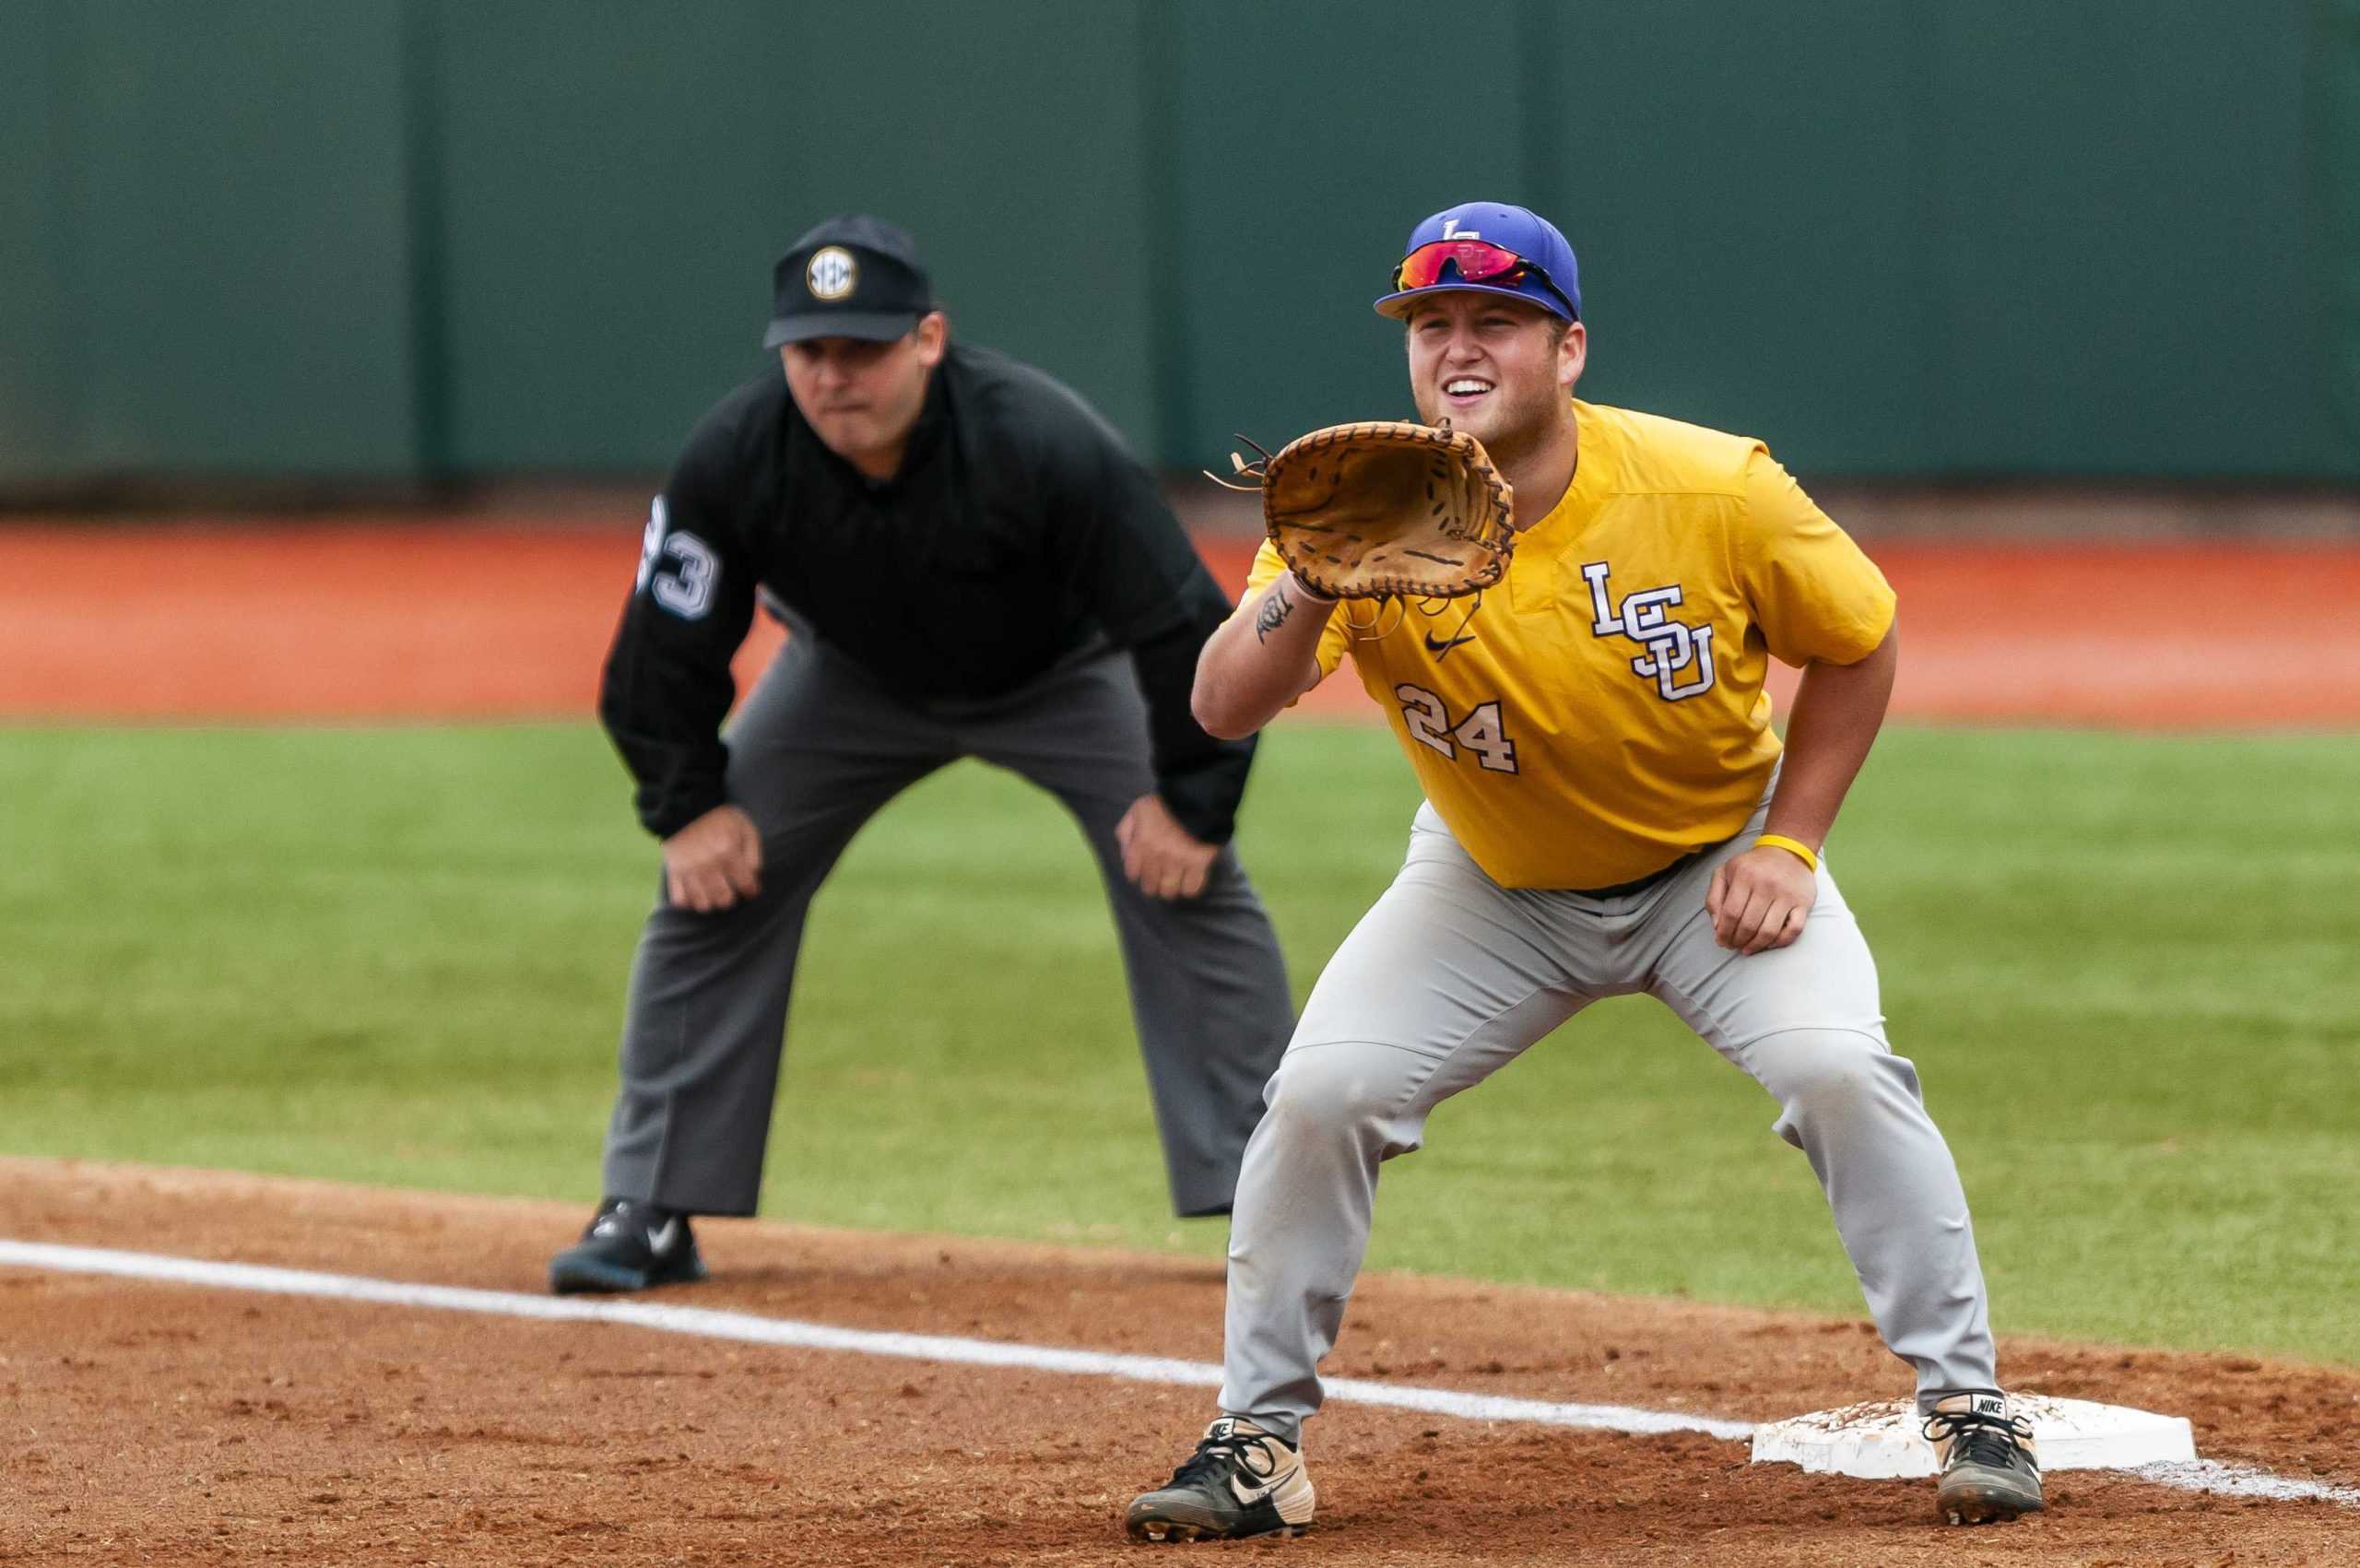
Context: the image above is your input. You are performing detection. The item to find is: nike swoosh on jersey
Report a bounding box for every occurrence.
[1423,631,1475,654]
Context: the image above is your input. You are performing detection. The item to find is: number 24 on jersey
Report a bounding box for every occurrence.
[1395,684,1518,773]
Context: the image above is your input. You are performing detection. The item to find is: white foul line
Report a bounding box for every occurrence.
[0,1239,1745,1439]
[4,1239,2353,1512]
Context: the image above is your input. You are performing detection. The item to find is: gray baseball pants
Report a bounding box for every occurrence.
[598,625,1294,1219]
[1221,796,1999,1439]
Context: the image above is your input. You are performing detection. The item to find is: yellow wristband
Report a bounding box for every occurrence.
[1755,833,1819,871]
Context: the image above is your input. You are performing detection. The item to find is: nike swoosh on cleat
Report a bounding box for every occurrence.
[647,1219,681,1254]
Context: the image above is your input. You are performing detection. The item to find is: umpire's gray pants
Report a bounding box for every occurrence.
[599,629,1293,1219]
[1221,798,2000,1440]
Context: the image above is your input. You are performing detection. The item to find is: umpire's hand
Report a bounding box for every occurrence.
[1115,794,1220,902]
[663,805,764,913]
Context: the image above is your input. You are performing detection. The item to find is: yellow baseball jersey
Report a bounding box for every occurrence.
[1239,399,1894,890]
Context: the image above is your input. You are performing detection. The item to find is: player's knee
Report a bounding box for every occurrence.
[1266,1045,1410,1134]
[1754,1031,1918,1136]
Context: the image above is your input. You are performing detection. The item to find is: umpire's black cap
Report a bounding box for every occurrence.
[763,215,935,348]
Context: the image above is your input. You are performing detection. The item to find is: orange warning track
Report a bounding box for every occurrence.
[1,523,2354,727]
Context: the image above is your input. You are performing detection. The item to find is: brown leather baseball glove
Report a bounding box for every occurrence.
[1221,419,1515,601]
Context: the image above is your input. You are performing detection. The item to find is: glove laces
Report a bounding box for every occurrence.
[1203,433,1279,492]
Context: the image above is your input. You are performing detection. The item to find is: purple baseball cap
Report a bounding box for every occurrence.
[1373,201,1581,323]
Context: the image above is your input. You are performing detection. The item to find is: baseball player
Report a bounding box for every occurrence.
[550,215,1293,1293]
[1124,202,2041,1539]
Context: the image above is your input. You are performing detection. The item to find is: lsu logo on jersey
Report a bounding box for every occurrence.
[1580,560,1716,701]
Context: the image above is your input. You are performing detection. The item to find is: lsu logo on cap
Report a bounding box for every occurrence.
[806,246,858,301]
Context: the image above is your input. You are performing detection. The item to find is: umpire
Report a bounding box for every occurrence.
[550,215,1295,1293]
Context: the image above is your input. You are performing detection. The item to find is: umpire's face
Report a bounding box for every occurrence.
[1405,293,1584,464]
[780,311,950,479]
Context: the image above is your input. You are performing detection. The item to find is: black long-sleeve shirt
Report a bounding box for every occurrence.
[599,342,1255,843]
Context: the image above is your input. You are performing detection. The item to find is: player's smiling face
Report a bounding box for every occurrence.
[1404,293,1584,459]
[781,311,949,479]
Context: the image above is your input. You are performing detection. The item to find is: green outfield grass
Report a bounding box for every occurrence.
[3,722,2354,1366]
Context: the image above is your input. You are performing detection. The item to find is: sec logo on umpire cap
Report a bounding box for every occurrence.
[806,246,858,301]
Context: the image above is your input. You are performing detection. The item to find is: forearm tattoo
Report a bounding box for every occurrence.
[1254,587,1294,643]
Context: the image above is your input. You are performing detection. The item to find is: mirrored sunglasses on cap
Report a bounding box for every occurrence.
[1392,239,1575,316]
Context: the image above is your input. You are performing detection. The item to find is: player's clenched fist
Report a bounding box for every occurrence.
[662,804,764,913]
[1705,843,1818,955]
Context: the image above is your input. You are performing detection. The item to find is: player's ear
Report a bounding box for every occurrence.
[913,310,950,367]
[1557,320,1587,391]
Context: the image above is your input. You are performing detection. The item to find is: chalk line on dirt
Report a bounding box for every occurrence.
[6,1239,2353,1511]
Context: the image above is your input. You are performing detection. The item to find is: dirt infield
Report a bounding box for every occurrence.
[6,1161,2357,1566]
[3,522,2357,727]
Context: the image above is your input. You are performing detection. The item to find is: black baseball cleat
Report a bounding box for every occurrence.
[1125,1416,1315,1542]
[548,1198,707,1294]
[1926,1391,2045,1525]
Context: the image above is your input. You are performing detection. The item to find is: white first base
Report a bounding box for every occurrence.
[1750,1395,2195,1480]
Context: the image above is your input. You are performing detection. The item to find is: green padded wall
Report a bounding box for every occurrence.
[5,1,419,479]
[422,0,1159,474]
[2,1,2353,485]
[0,4,77,477]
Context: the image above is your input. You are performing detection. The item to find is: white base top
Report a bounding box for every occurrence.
[1750,1395,2196,1480]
